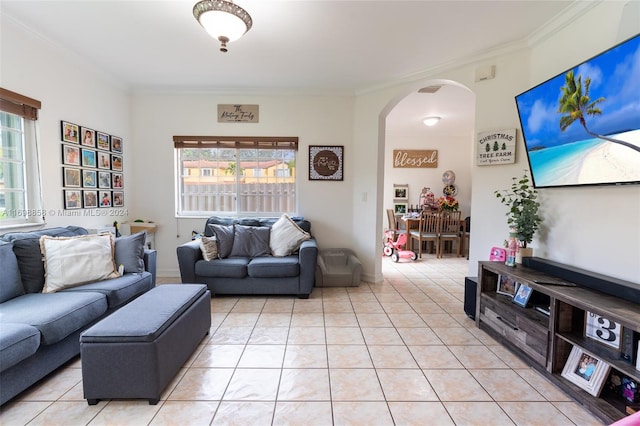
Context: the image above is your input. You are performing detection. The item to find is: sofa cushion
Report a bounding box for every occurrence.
[195,257,249,278]
[248,256,300,278]
[0,241,24,303]
[199,236,218,261]
[269,214,311,257]
[0,292,107,345]
[62,272,154,309]
[40,233,119,293]
[0,323,40,372]
[0,226,88,293]
[230,225,271,258]
[209,224,235,258]
[114,231,146,273]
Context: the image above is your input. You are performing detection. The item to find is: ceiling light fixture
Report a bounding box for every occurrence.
[193,0,252,53]
[423,116,441,127]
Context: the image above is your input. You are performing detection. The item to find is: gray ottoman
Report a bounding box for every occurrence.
[80,284,211,405]
[315,248,362,287]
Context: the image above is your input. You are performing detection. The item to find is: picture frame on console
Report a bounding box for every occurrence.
[585,311,622,350]
[497,275,519,297]
[512,283,533,307]
[562,346,610,397]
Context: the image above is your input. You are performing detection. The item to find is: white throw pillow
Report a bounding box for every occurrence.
[270,214,311,257]
[40,233,119,293]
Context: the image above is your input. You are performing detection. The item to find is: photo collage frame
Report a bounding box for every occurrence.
[61,120,124,209]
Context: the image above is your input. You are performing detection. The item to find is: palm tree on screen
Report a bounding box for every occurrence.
[558,70,640,153]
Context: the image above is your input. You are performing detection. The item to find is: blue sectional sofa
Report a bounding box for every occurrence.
[177,216,317,299]
[0,226,157,405]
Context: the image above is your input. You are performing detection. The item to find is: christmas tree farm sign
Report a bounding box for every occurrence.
[476,129,516,165]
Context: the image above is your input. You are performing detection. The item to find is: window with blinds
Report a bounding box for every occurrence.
[0,88,43,228]
[174,136,298,216]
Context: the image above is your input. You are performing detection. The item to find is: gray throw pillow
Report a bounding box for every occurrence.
[114,231,146,273]
[0,241,25,303]
[230,225,271,258]
[209,224,235,258]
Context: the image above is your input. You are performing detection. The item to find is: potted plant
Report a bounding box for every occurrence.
[494,171,542,259]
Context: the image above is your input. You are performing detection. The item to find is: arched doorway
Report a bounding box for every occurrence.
[380,80,475,260]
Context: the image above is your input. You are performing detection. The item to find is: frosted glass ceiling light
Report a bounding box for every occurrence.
[193,0,252,52]
[423,116,441,127]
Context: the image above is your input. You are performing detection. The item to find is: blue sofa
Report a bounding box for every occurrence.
[176,216,317,299]
[0,226,157,406]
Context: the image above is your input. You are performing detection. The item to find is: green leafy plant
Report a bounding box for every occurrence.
[494,171,541,248]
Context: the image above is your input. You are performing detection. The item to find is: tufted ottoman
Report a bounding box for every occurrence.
[80,284,211,405]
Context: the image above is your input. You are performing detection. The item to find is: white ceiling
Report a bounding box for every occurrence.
[0,0,579,134]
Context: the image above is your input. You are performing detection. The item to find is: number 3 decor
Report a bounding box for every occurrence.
[309,145,343,181]
[585,311,621,350]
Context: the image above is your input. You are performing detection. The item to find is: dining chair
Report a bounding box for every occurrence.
[386,208,404,239]
[438,210,462,258]
[409,210,439,258]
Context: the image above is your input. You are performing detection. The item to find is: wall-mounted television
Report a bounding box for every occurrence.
[515,33,640,189]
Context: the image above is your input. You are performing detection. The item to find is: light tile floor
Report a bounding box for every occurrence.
[0,255,605,425]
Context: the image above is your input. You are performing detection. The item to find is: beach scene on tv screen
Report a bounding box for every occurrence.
[516,34,640,188]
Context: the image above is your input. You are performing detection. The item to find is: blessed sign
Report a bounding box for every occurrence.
[217,104,259,123]
[476,128,516,165]
[393,150,438,168]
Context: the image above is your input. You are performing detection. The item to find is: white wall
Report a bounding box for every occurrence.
[130,93,356,276]
[0,15,130,230]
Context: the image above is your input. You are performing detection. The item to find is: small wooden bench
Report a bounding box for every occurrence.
[80,284,211,405]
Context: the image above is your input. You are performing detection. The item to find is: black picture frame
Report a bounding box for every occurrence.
[81,149,96,168]
[111,154,122,171]
[80,127,96,148]
[309,145,343,181]
[97,151,110,169]
[99,191,112,208]
[110,135,122,153]
[98,171,111,189]
[82,169,97,188]
[112,191,124,207]
[83,190,98,208]
[62,167,81,188]
[61,121,79,144]
[64,189,81,209]
[96,131,110,150]
[62,144,80,166]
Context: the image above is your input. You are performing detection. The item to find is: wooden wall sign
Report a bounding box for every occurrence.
[217,104,259,123]
[476,128,516,165]
[393,150,438,168]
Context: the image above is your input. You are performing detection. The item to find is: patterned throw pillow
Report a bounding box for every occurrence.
[199,235,218,261]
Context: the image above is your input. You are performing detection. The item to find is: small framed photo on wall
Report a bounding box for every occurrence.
[61,121,79,144]
[64,190,81,209]
[81,149,96,168]
[97,151,111,169]
[83,190,98,208]
[111,136,122,153]
[99,191,112,208]
[62,145,80,166]
[82,169,97,188]
[63,167,81,188]
[393,202,408,215]
[98,171,111,189]
[80,127,96,148]
[96,131,110,150]
[393,184,409,200]
[112,191,124,207]
[112,173,123,189]
[111,154,122,171]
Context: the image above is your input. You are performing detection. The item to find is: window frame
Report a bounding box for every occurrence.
[174,136,298,218]
[0,88,43,230]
